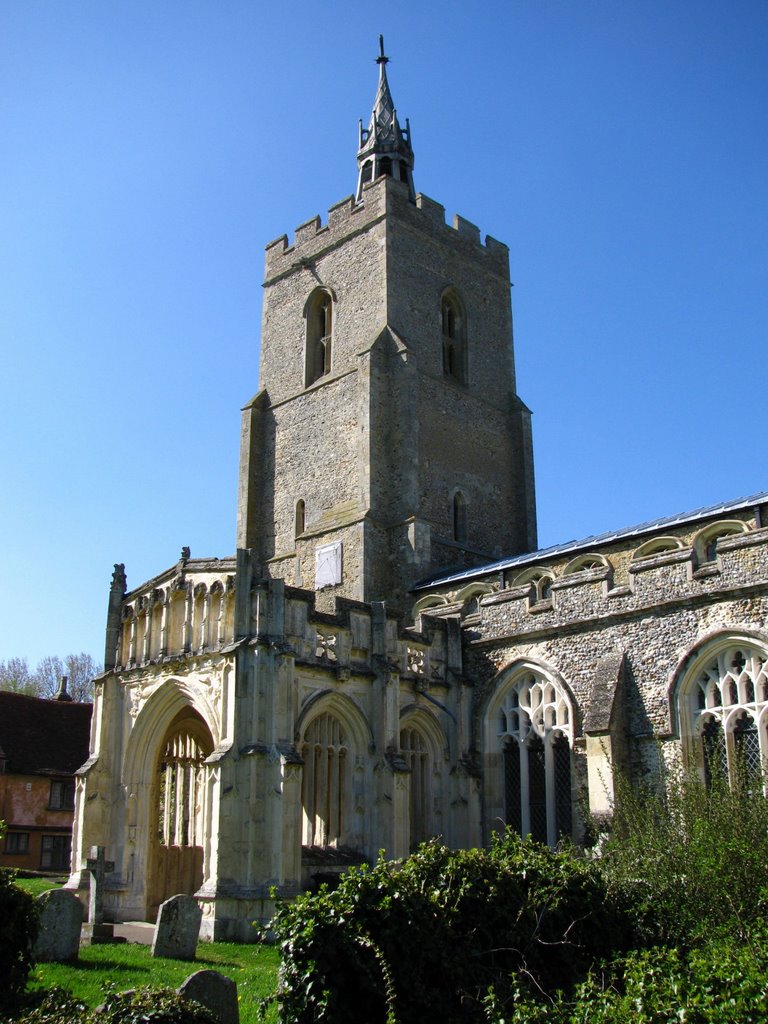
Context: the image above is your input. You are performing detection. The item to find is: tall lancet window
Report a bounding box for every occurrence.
[441,291,466,384]
[305,289,333,387]
[295,499,306,541]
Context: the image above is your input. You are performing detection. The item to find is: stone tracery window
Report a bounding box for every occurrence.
[498,672,573,845]
[688,643,768,788]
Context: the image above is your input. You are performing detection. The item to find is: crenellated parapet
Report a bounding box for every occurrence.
[264,176,508,283]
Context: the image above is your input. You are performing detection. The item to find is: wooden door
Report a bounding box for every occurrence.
[148,709,212,920]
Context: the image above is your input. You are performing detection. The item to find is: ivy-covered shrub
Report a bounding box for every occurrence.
[271,832,632,1024]
[0,868,39,1011]
[0,987,91,1024]
[96,987,218,1024]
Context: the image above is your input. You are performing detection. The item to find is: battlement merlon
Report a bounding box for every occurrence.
[263,175,509,283]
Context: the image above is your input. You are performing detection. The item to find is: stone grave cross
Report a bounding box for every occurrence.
[85,845,114,926]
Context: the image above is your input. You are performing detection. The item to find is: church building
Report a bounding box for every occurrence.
[68,44,768,940]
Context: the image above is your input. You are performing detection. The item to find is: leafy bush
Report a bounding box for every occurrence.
[484,926,768,1023]
[600,765,768,945]
[0,868,39,1010]
[271,832,632,1024]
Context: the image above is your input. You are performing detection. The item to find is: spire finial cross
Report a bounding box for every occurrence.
[376,34,389,66]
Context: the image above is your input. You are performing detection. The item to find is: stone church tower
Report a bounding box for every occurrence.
[237,40,536,613]
[69,42,768,943]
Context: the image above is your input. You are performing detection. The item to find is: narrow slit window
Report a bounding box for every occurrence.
[453,491,467,543]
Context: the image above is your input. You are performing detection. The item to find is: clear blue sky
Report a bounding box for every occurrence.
[2,1,766,667]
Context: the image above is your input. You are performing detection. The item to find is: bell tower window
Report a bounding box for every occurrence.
[295,499,306,540]
[453,491,467,543]
[441,291,466,385]
[305,289,333,387]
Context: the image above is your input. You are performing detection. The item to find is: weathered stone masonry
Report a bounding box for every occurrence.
[69,45,767,939]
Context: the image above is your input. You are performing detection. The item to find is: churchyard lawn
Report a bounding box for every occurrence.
[29,942,280,1024]
[14,877,280,1024]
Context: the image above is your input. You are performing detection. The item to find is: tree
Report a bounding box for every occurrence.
[0,653,101,702]
[0,658,35,694]
[60,652,100,702]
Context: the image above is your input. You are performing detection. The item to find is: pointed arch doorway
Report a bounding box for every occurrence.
[147,707,213,920]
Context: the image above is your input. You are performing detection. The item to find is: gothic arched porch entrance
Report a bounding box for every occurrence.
[147,707,213,920]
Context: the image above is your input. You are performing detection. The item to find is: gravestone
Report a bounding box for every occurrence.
[34,889,84,962]
[81,845,120,944]
[179,970,239,1024]
[152,893,202,960]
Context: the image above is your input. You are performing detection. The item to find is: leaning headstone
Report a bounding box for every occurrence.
[152,893,202,960]
[179,970,239,1024]
[34,889,84,962]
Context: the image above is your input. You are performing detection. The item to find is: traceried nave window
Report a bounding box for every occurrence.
[689,644,768,788]
[498,672,573,845]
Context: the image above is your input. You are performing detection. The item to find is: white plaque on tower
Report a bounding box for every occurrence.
[315,541,342,589]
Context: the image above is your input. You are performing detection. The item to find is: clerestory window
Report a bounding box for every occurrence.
[305,290,333,387]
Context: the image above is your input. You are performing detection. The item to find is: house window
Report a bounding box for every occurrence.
[49,779,75,810]
[300,712,349,848]
[498,672,573,845]
[441,291,466,384]
[305,290,333,387]
[688,644,768,789]
[5,832,29,855]
[40,834,71,871]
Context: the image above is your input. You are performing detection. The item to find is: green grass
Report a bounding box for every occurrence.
[13,875,63,898]
[12,878,279,1022]
[30,942,280,1024]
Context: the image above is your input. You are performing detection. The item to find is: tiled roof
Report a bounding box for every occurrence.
[0,691,92,776]
[414,490,768,591]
